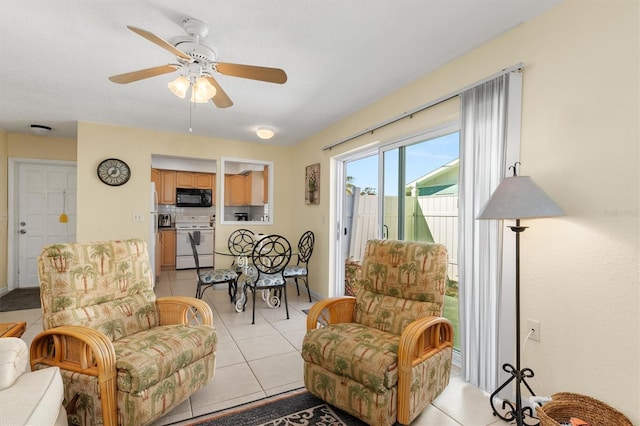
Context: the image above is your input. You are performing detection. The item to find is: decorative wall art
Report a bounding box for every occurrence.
[305,163,320,205]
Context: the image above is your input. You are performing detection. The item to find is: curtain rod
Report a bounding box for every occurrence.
[322,62,524,151]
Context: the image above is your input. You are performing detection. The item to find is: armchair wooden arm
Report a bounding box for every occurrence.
[397,317,454,424]
[156,296,214,326]
[306,296,356,331]
[29,325,118,426]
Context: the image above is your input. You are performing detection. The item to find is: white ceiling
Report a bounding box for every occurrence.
[0,0,562,146]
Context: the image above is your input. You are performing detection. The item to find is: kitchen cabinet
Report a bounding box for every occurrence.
[225,174,246,206]
[176,171,194,188]
[160,229,176,268]
[151,168,161,195]
[153,169,215,205]
[194,173,213,189]
[160,170,177,204]
[247,171,264,206]
[224,172,265,206]
[262,165,269,204]
[177,171,213,189]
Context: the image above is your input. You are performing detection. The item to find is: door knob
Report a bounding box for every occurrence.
[19,229,26,234]
[20,221,26,226]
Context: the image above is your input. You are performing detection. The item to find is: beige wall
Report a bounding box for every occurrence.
[7,133,77,160]
[290,0,639,421]
[76,122,293,268]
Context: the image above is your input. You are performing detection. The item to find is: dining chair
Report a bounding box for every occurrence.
[283,230,314,302]
[189,233,238,301]
[227,228,255,272]
[235,234,292,324]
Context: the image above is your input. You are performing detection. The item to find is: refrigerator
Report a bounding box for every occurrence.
[150,182,159,284]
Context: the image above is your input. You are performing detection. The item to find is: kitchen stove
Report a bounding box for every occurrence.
[174,215,213,230]
[174,215,214,269]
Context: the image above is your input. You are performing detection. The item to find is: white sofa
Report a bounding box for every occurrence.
[0,337,67,426]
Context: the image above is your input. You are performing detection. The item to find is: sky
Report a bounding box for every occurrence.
[346,132,459,195]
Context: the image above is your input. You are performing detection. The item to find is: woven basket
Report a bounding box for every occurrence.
[536,392,632,426]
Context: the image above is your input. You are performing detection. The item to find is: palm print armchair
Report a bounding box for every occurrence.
[302,239,453,426]
[30,239,217,426]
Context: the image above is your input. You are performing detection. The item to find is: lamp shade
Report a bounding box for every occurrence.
[477,176,563,220]
[191,76,216,103]
[167,76,189,99]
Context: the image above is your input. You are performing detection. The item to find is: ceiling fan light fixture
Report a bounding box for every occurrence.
[168,75,190,98]
[191,76,216,103]
[256,127,275,140]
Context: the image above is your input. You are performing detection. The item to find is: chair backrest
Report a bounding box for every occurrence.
[251,234,292,277]
[228,228,255,256]
[188,232,202,271]
[37,239,157,341]
[354,239,448,335]
[297,230,315,264]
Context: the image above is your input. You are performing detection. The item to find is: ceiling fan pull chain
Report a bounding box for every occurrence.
[189,94,193,133]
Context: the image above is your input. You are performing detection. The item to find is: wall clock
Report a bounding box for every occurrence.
[97,158,131,186]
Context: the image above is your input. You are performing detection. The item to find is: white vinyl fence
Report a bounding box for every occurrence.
[346,193,458,282]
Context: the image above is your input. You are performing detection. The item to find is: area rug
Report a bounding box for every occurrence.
[0,288,41,312]
[185,388,367,426]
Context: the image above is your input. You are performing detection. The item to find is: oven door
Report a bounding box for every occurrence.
[176,229,214,269]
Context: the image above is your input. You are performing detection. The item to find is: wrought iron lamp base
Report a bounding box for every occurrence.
[490,362,538,425]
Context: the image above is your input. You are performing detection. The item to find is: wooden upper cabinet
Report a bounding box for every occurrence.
[194,173,212,189]
[176,171,195,188]
[211,174,216,203]
[160,170,176,204]
[224,172,265,206]
[263,165,269,204]
[153,169,215,205]
[225,174,247,206]
[247,171,264,206]
[151,168,161,195]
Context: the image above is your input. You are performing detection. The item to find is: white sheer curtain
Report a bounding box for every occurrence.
[459,72,522,392]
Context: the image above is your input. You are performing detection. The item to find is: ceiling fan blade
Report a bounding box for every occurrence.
[127,25,191,61]
[204,76,233,108]
[215,62,287,84]
[109,65,178,84]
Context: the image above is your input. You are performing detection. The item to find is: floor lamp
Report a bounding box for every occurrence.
[477,163,563,426]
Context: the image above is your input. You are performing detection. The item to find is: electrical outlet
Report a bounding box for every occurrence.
[527,319,540,341]
[132,212,144,222]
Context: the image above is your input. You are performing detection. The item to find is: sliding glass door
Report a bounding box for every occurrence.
[379,123,460,352]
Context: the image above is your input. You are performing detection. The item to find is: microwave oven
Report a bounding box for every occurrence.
[176,188,212,207]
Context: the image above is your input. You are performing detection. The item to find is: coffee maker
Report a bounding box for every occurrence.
[158,214,171,228]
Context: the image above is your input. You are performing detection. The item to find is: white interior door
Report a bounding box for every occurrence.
[14,161,76,288]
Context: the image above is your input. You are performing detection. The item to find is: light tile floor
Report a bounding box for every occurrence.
[2,270,511,426]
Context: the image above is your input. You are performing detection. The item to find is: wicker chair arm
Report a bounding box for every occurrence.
[306,296,356,331]
[29,325,117,426]
[156,296,214,326]
[396,317,454,425]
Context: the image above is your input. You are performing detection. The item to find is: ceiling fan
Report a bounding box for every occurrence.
[108,18,287,108]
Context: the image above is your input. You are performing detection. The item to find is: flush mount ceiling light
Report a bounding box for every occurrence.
[256,128,275,140]
[30,124,52,135]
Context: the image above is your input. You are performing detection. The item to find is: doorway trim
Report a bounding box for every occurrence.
[330,144,379,297]
[7,158,77,291]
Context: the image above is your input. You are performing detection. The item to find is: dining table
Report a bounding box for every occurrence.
[214,239,297,312]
